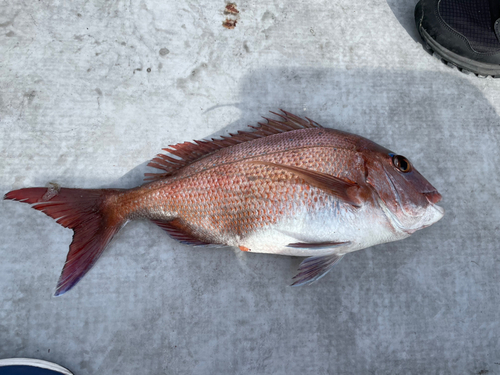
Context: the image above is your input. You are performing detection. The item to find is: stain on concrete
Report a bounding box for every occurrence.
[192,63,208,77]
[24,91,36,104]
[95,88,102,96]
[159,47,169,56]
[176,62,208,88]
[260,11,276,38]
[223,3,239,29]
[223,19,237,29]
[0,11,19,28]
[6,30,15,37]
[224,3,239,15]
[261,10,275,22]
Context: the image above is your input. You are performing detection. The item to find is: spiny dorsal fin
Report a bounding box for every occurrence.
[145,110,323,181]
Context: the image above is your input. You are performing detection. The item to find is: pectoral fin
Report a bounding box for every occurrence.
[291,254,345,287]
[249,161,362,207]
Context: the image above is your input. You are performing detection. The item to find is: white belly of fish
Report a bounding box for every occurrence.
[236,201,409,257]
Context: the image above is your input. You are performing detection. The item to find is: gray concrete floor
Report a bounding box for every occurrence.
[1,0,499,374]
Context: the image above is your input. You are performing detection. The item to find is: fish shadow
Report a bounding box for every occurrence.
[386,0,421,43]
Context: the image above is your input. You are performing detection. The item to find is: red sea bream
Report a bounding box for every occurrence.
[4,111,444,295]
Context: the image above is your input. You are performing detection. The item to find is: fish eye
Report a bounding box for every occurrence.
[392,155,411,173]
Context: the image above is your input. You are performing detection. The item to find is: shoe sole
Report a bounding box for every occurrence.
[415,2,500,78]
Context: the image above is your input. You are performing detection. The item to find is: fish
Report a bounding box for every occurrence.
[4,111,444,296]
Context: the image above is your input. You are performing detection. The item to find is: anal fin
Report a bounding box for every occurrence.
[151,218,216,247]
[291,254,345,287]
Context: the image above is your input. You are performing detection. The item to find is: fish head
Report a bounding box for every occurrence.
[360,142,444,235]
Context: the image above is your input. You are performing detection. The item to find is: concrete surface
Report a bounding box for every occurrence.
[1,0,499,374]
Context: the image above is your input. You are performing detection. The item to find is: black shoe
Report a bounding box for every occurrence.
[0,358,73,375]
[415,0,500,77]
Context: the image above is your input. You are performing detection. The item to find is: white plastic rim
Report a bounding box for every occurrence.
[0,358,73,374]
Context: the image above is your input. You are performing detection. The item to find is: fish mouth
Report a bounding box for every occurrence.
[378,170,445,235]
[380,198,444,235]
[424,190,442,205]
[423,190,444,221]
[429,201,445,216]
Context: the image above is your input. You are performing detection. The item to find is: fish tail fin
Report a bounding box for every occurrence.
[4,187,126,296]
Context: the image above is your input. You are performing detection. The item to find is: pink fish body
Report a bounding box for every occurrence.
[4,111,444,295]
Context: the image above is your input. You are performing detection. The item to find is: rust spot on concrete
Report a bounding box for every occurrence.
[223,3,239,29]
[224,3,239,15]
[223,18,237,29]
[239,246,251,252]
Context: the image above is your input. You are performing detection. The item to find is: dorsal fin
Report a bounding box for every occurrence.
[145,110,323,181]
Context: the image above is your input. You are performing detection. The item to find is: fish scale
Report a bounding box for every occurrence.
[129,158,341,241]
[4,110,444,295]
